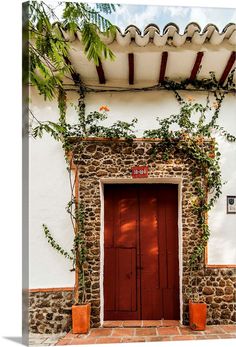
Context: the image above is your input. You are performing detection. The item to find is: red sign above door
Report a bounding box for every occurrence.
[132,166,148,178]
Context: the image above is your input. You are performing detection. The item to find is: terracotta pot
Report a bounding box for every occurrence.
[72,303,91,334]
[189,300,207,331]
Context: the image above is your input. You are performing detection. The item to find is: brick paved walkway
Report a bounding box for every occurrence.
[29,333,66,346]
[55,320,236,345]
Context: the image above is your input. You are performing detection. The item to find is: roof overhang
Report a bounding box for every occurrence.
[61,22,236,89]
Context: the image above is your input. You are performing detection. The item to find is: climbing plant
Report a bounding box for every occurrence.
[144,78,236,269]
[162,70,236,92]
[31,96,137,304]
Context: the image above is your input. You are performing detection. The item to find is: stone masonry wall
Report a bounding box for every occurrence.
[29,290,73,333]
[29,139,236,333]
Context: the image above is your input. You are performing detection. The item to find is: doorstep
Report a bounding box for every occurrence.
[55,323,236,345]
[102,320,179,327]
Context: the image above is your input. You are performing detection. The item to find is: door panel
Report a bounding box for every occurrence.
[163,286,180,319]
[116,248,137,312]
[104,248,116,311]
[104,184,179,321]
[115,193,137,248]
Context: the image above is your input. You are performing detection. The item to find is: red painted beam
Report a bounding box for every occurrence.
[219,51,236,85]
[189,52,204,81]
[128,53,134,85]
[96,59,106,84]
[159,51,168,84]
[63,56,81,85]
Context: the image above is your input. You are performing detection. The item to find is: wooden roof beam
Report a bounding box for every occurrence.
[96,59,106,84]
[219,51,236,85]
[128,53,134,85]
[189,51,204,82]
[158,51,168,84]
[63,56,81,85]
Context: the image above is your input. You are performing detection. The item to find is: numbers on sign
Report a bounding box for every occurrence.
[132,166,148,178]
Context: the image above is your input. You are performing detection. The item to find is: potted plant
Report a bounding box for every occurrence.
[69,194,91,334]
[187,256,207,331]
[187,278,207,331]
[65,106,137,333]
[189,299,207,331]
[72,303,91,334]
[42,195,91,334]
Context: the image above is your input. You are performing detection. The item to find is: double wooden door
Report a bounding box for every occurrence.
[104,184,179,320]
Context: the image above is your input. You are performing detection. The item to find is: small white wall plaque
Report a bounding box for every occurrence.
[227,196,236,214]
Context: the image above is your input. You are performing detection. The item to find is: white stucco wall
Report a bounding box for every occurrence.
[29,90,78,288]
[207,95,236,264]
[29,87,236,288]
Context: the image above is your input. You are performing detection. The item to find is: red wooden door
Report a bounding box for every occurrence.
[104,184,179,320]
[104,185,140,320]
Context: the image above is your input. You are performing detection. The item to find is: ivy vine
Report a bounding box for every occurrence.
[162,69,236,92]
[144,86,236,269]
[43,224,73,261]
